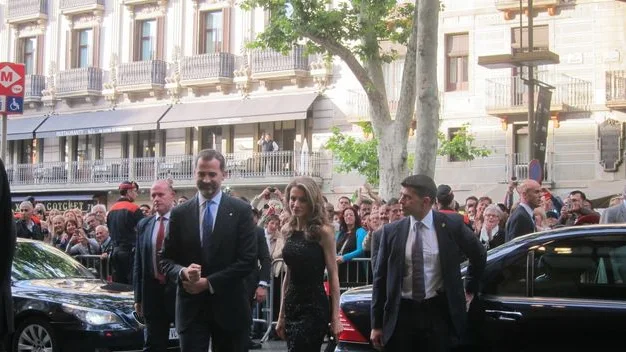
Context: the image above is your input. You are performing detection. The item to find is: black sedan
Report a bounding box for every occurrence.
[7,239,179,352]
[335,225,626,351]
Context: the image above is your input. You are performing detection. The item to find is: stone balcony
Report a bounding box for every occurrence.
[59,0,104,16]
[6,152,323,192]
[179,52,235,88]
[495,0,564,19]
[117,60,167,94]
[6,0,47,25]
[485,72,591,118]
[24,74,46,104]
[606,70,626,110]
[250,45,309,83]
[56,67,103,101]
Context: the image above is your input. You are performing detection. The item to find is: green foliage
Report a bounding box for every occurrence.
[324,125,379,186]
[437,124,492,161]
[240,0,415,60]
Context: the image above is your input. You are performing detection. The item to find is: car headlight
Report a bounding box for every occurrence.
[62,304,123,325]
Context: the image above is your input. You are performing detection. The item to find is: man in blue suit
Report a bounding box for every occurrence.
[371,175,486,351]
[134,179,177,351]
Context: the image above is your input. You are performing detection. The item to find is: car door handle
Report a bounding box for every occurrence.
[485,309,523,321]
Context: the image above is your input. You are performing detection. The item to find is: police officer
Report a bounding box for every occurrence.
[108,181,144,284]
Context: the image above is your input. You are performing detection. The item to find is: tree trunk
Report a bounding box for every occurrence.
[413,0,440,177]
[377,117,409,201]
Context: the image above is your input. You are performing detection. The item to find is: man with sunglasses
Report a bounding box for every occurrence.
[15,201,43,241]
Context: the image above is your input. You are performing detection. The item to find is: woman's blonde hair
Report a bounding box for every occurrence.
[282,177,329,242]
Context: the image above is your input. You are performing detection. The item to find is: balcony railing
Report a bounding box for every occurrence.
[6,152,322,187]
[24,74,46,102]
[59,0,104,13]
[606,70,626,109]
[251,45,309,77]
[505,152,553,183]
[57,67,103,98]
[485,72,591,115]
[180,52,235,85]
[117,60,167,91]
[7,0,47,21]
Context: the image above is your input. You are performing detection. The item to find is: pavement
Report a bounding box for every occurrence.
[250,340,330,351]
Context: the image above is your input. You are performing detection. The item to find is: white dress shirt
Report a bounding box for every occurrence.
[402,210,443,300]
[198,190,222,245]
[152,211,171,279]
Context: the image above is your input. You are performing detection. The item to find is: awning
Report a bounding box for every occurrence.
[35,105,171,138]
[12,194,95,202]
[0,115,48,140]
[159,93,319,130]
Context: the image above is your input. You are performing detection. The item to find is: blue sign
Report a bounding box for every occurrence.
[528,159,543,183]
[5,96,23,114]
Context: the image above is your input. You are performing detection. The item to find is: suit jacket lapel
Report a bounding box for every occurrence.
[396,217,411,277]
[432,212,449,276]
[190,195,201,249]
[145,216,157,275]
[208,194,232,259]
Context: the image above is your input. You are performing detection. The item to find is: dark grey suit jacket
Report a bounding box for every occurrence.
[244,226,271,299]
[160,193,257,333]
[505,205,536,243]
[134,216,175,321]
[0,159,16,338]
[600,203,626,224]
[371,211,486,345]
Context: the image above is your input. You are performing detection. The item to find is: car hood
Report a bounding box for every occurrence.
[341,285,373,304]
[13,278,135,314]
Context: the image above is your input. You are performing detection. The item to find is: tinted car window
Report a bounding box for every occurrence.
[483,253,528,296]
[12,241,95,281]
[534,235,626,300]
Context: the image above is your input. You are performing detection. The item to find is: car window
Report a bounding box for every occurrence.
[533,235,626,300]
[12,241,95,281]
[482,253,528,296]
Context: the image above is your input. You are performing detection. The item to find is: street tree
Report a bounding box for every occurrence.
[241,0,439,200]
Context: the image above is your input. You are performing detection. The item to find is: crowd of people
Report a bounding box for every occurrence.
[8,148,626,352]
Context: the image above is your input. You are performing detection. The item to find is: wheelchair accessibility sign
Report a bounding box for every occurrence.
[0,96,23,114]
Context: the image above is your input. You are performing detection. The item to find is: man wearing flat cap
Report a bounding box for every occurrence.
[371,174,486,351]
[108,181,144,284]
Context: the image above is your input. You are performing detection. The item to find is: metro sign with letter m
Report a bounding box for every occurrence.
[0,62,26,115]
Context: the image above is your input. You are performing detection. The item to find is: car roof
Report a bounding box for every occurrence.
[483,224,626,262]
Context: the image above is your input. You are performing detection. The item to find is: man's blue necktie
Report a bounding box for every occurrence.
[202,200,213,257]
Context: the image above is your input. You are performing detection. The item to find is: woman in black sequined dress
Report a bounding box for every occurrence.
[276,177,343,352]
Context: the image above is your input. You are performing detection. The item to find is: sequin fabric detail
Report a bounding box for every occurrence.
[282,231,329,352]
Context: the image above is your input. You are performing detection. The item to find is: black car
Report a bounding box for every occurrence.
[336,225,626,351]
[7,239,179,352]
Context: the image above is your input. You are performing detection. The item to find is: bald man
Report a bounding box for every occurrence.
[134,180,177,352]
[505,179,542,242]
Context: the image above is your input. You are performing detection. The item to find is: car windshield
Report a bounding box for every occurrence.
[12,241,95,281]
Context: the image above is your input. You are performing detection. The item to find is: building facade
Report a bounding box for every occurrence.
[1,0,626,210]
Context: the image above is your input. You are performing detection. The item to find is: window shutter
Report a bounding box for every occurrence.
[156,16,165,60]
[222,7,231,53]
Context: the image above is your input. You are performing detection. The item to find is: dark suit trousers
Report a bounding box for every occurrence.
[385,295,452,352]
[179,308,249,352]
[143,280,174,352]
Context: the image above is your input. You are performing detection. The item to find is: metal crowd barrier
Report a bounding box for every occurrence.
[254,257,373,342]
[74,254,111,281]
[338,257,373,292]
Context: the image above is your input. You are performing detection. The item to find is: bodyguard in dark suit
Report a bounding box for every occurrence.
[371,175,486,351]
[161,149,257,352]
[134,180,177,352]
[1,158,16,350]
[245,225,271,349]
[505,179,542,243]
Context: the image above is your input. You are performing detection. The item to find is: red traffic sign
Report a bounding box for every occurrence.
[0,62,25,98]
